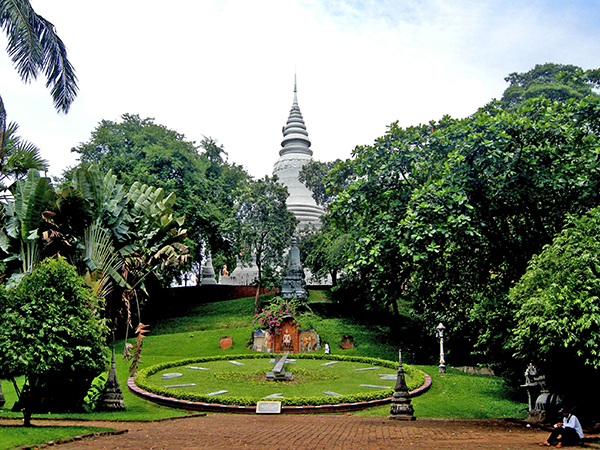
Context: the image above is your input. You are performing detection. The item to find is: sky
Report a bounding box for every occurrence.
[1,0,599,180]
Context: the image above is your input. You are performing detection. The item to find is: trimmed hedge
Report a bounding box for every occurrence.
[135,353,425,407]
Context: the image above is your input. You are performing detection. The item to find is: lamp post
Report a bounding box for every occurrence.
[437,323,446,373]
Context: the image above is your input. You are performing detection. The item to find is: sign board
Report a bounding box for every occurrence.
[256,401,282,414]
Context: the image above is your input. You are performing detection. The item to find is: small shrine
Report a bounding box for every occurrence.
[253,316,320,354]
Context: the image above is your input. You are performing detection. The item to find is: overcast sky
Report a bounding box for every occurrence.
[1,0,599,180]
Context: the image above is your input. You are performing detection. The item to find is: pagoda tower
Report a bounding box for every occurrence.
[273,80,324,228]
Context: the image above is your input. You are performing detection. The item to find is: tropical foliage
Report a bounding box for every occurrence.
[70,115,248,281]
[0,166,189,334]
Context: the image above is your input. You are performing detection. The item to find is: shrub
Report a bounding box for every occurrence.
[0,258,109,413]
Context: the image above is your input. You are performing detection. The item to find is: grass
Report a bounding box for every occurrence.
[0,425,114,450]
[0,290,528,448]
[147,357,422,400]
[355,366,528,419]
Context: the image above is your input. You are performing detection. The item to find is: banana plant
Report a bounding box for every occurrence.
[0,169,55,286]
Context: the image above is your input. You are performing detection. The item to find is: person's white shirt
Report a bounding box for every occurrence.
[564,414,584,439]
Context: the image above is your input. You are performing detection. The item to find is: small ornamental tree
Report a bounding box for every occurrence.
[507,208,600,410]
[0,257,109,423]
[253,296,301,336]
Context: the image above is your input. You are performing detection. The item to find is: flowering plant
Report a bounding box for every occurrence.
[253,296,300,336]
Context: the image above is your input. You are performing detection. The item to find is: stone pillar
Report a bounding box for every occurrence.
[389,350,415,421]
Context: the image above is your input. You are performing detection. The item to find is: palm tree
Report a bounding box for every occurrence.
[0,0,78,169]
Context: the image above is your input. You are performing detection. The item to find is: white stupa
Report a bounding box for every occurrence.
[273,80,325,228]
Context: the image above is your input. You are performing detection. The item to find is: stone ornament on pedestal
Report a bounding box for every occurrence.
[389,350,415,421]
[100,348,125,411]
[201,250,217,285]
[280,237,307,301]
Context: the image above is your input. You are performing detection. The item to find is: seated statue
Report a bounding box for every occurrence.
[282,333,292,350]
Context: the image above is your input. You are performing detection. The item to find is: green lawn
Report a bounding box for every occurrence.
[0,425,115,450]
[0,291,528,448]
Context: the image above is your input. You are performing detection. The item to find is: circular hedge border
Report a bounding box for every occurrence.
[129,353,432,414]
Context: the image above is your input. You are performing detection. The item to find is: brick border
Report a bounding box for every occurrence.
[128,372,432,414]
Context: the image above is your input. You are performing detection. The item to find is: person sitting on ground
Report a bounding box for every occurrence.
[540,408,584,448]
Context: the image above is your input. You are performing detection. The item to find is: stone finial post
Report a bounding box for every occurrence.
[100,348,126,411]
[389,350,415,420]
[437,323,446,374]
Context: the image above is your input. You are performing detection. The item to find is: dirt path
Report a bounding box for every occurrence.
[5,414,572,450]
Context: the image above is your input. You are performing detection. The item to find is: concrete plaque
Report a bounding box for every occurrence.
[256,401,282,414]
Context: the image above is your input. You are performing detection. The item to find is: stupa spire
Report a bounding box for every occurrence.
[280,79,311,157]
[273,76,324,228]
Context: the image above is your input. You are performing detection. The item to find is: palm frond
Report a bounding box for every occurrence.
[0,0,78,113]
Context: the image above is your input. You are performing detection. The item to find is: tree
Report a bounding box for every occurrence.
[507,208,600,411]
[0,0,78,167]
[297,221,348,286]
[298,159,346,207]
[327,94,600,363]
[498,63,599,109]
[227,176,297,314]
[0,257,108,423]
[71,115,248,281]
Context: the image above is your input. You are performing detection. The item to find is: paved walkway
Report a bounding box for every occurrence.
[7,414,592,450]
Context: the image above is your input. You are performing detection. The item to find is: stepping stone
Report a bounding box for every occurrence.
[164,383,196,388]
[323,391,342,397]
[185,366,210,371]
[321,361,338,366]
[263,393,284,399]
[359,384,392,389]
[206,390,228,396]
[162,373,183,379]
[354,367,380,371]
[229,361,245,366]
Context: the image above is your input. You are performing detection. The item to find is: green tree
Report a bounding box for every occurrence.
[507,208,600,409]
[298,221,348,286]
[298,159,346,207]
[0,0,78,166]
[226,176,297,314]
[327,94,600,362]
[498,63,599,109]
[0,257,108,423]
[71,115,248,281]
